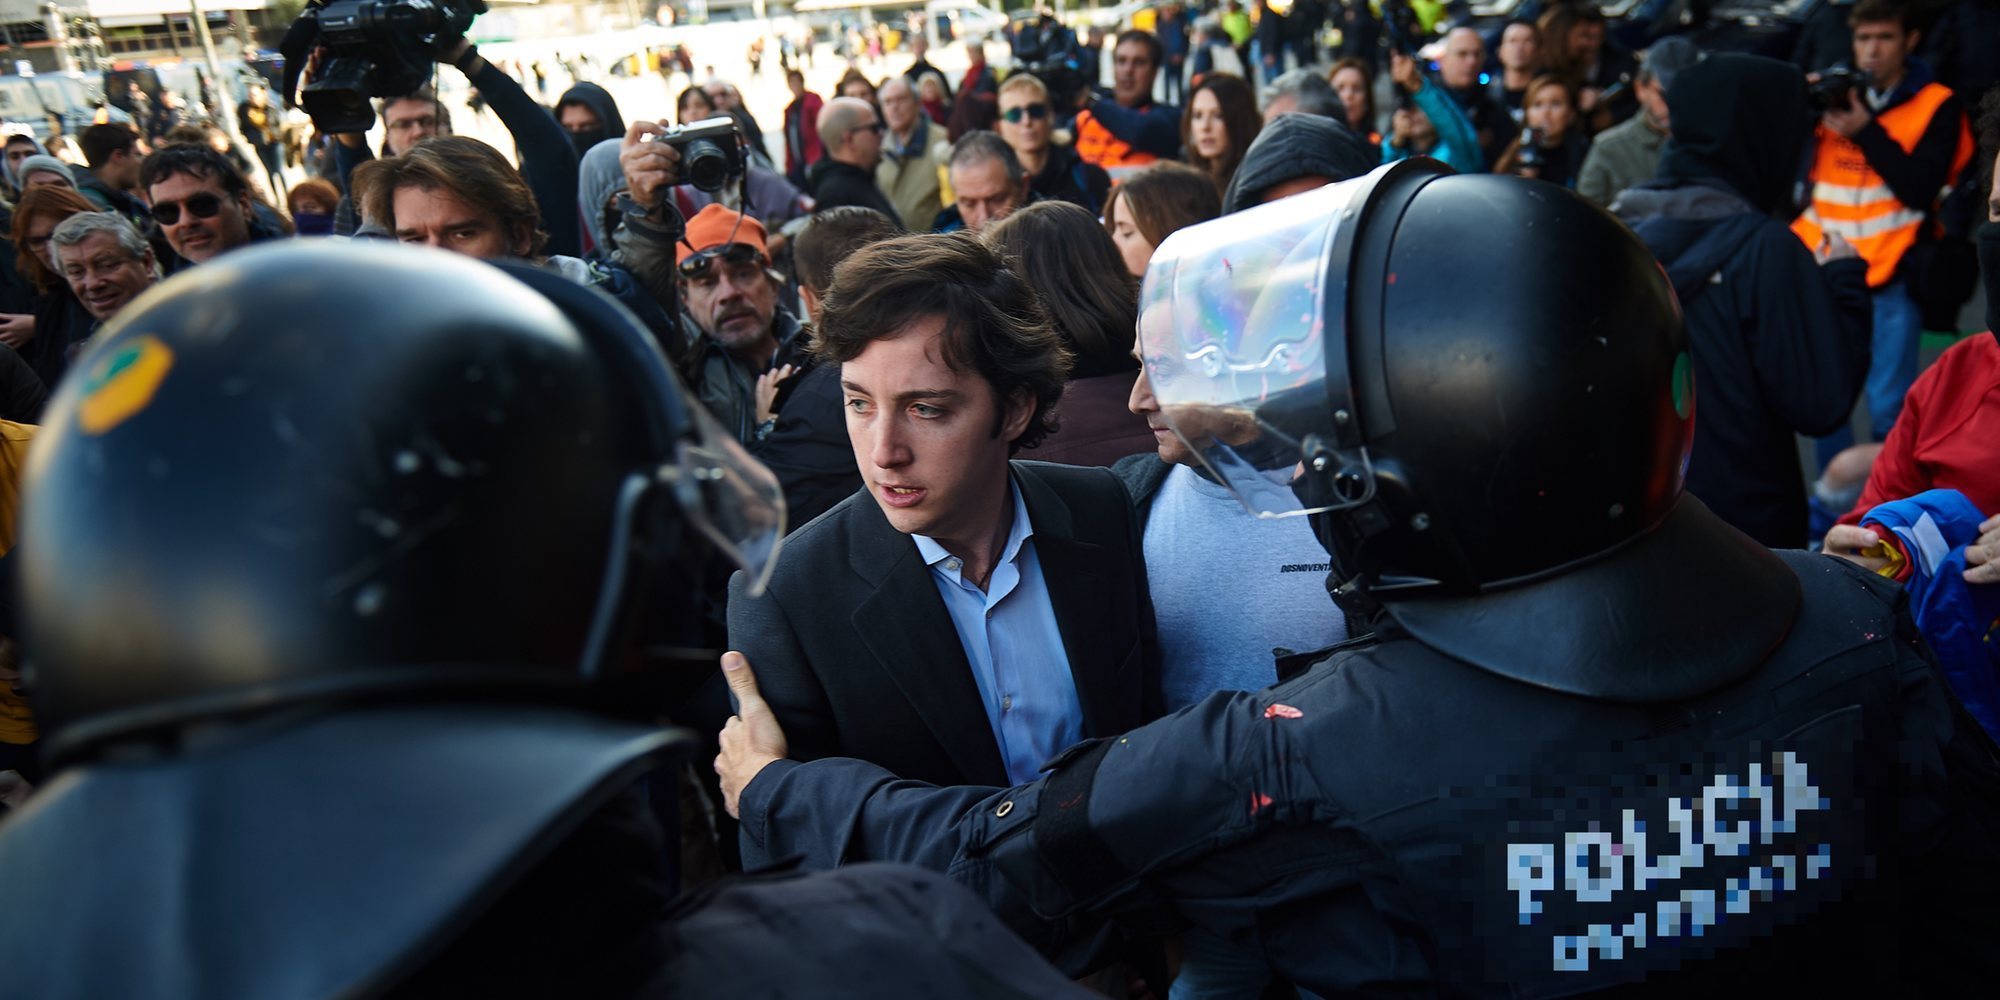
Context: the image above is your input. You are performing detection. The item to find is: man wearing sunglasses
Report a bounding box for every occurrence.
[805,96,900,220]
[139,146,272,267]
[997,74,1110,216]
[675,203,806,446]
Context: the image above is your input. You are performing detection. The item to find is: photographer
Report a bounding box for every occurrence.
[1793,0,1974,451]
[1072,30,1182,177]
[617,125,806,444]
[1380,51,1483,173]
[327,37,581,258]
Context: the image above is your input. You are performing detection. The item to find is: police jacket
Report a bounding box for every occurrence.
[737,547,2000,993]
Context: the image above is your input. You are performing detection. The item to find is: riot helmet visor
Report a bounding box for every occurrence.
[1137,178,1371,519]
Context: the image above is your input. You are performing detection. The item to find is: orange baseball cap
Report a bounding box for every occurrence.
[676,203,768,265]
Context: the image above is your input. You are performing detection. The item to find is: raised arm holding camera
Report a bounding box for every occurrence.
[285,0,582,257]
[1792,0,1974,451]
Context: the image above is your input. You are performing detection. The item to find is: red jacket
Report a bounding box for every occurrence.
[784,91,825,180]
[1840,333,2000,525]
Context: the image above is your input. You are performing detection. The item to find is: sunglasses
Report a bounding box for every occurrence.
[151,191,225,226]
[1000,103,1051,124]
[679,242,766,280]
[855,121,886,135]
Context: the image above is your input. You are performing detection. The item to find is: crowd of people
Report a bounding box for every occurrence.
[2,0,2000,995]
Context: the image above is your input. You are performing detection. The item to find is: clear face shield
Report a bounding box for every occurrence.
[661,386,787,596]
[1137,178,1373,521]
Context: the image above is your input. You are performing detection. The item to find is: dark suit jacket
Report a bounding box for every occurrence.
[727,460,1160,788]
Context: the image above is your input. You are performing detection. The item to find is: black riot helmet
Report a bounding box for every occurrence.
[1139,161,1798,701]
[20,241,785,766]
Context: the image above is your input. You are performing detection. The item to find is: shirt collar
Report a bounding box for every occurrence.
[913,476,1034,574]
[889,116,929,157]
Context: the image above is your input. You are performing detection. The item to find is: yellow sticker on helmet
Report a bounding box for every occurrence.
[77,335,174,436]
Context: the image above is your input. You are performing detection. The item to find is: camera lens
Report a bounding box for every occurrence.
[684,138,730,192]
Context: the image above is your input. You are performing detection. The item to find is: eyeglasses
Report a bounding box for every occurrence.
[855,121,886,136]
[1000,103,1051,124]
[679,242,767,280]
[151,192,225,226]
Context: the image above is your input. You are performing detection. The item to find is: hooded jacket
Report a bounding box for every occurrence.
[576,137,627,259]
[1616,54,1872,548]
[1221,113,1378,213]
[555,83,626,159]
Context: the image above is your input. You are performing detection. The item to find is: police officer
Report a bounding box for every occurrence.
[0,242,1093,999]
[717,161,2000,992]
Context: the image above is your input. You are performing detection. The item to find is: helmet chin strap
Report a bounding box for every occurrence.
[1306,490,1388,622]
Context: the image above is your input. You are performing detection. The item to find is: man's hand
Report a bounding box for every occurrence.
[754,364,797,425]
[1816,233,1859,263]
[1389,51,1421,95]
[1824,523,1893,574]
[1964,514,2000,585]
[620,120,686,211]
[1824,88,1873,139]
[715,651,789,819]
[0,313,34,349]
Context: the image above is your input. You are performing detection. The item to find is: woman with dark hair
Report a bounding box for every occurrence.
[677,85,717,124]
[837,67,880,111]
[985,201,1153,467]
[8,185,101,390]
[1494,75,1592,188]
[1101,161,1222,278]
[1181,73,1261,196]
[1328,58,1381,146]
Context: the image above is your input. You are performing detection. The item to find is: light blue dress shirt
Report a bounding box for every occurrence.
[912,478,1082,785]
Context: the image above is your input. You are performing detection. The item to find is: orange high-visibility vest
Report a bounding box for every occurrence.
[1073,108,1159,181]
[1792,82,1973,288]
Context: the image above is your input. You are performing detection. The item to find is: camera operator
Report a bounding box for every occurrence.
[1072,30,1182,179]
[1381,50,1483,173]
[1793,0,1974,453]
[329,37,581,258]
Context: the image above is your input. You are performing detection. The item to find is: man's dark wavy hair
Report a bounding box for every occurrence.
[813,233,1072,452]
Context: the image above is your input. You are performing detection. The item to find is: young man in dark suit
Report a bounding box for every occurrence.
[724,232,1158,795]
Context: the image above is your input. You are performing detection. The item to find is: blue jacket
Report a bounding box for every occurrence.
[1380,78,1483,174]
[1859,489,2000,742]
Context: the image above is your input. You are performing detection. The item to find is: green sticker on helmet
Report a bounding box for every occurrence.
[1671,352,1693,420]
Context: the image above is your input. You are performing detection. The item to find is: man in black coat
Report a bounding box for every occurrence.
[1614,54,1872,549]
[805,96,901,219]
[725,233,1158,802]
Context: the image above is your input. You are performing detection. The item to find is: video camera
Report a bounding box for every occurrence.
[279,0,487,133]
[1809,65,1866,112]
[1030,52,1092,113]
[643,116,745,193]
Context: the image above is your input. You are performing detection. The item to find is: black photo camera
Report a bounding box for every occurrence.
[1809,65,1866,112]
[647,116,745,193]
[1381,0,1426,58]
[279,0,487,133]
